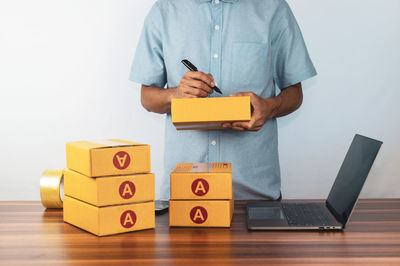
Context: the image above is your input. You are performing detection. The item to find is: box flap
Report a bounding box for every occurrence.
[67,141,105,150]
[173,163,231,173]
[91,139,146,149]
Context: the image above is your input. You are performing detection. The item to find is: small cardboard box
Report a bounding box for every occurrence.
[170,163,232,200]
[169,199,234,227]
[63,196,155,236]
[64,169,155,207]
[66,139,150,177]
[171,96,251,130]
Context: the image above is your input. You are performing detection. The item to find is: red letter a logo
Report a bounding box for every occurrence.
[113,151,131,169]
[190,206,208,224]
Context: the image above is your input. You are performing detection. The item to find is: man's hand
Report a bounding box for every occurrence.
[222,92,281,132]
[140,71,217,114]
[170,71,215,99]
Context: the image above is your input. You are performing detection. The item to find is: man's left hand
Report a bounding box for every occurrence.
[222,92,281,131]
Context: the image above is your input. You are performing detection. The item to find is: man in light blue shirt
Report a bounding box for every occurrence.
[130,0,317,200]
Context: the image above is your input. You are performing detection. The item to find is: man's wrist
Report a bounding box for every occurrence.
[166,87,178,104]
[263,96,282,119]
[273,94,283,117]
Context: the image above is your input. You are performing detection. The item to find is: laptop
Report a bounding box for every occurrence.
[247,134,383,231]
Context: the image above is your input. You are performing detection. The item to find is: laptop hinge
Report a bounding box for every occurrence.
[325,201,345,226]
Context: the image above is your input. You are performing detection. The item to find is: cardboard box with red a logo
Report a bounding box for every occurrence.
[64,196,155,236]
[64,169,154,206]
[169,163,234,227]
[63,139,155,236]
[169,200,234,227]
[66,139,150,177]
[170,163,232,200]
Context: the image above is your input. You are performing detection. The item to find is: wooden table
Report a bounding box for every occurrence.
[1,200,400,265]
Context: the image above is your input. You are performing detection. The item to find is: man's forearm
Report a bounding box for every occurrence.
[141,83,302,118]
[268,83,303,118]
[141,85,177,114]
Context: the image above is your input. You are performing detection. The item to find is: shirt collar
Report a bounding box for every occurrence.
[198,0,239,3]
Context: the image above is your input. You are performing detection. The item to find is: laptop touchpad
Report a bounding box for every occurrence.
[248,207,288,226]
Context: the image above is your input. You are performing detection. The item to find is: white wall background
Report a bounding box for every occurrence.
[0,0,399,200]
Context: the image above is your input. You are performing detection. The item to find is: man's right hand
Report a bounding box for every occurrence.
[140,71,215,114]
[171,71,215,98]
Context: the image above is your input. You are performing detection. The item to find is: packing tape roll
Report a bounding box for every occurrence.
[40,169,64,209]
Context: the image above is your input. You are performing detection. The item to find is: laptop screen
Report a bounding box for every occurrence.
[326,134,382,225]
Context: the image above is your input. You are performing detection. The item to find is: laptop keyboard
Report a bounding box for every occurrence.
[282,203,338,227]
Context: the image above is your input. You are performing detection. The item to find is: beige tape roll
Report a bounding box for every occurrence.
[40,169,64,209]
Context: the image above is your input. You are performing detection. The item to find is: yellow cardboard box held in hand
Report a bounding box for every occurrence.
[64,169,155,207]
[170,163,232,200]
[169,199,234,227]
[171,96,251,130]
[66,139,150,177]
[64,196,155,236]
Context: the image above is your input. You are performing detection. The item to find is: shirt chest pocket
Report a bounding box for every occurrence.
[231,42,270,92]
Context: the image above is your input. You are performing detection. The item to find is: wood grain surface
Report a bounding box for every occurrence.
[0,200,400,265]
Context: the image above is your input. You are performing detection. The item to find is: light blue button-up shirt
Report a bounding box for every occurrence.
[130,0,317,200]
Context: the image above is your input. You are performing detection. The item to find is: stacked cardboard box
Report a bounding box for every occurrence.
[63,139,155,236]
[169,163,234,227]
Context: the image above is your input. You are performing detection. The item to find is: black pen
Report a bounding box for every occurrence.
[181,59,222,94]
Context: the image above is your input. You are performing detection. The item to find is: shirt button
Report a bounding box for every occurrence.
[213,53,218,59]
[211,140,217,146]
[215,0,220,4]
[215,25,220,31]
